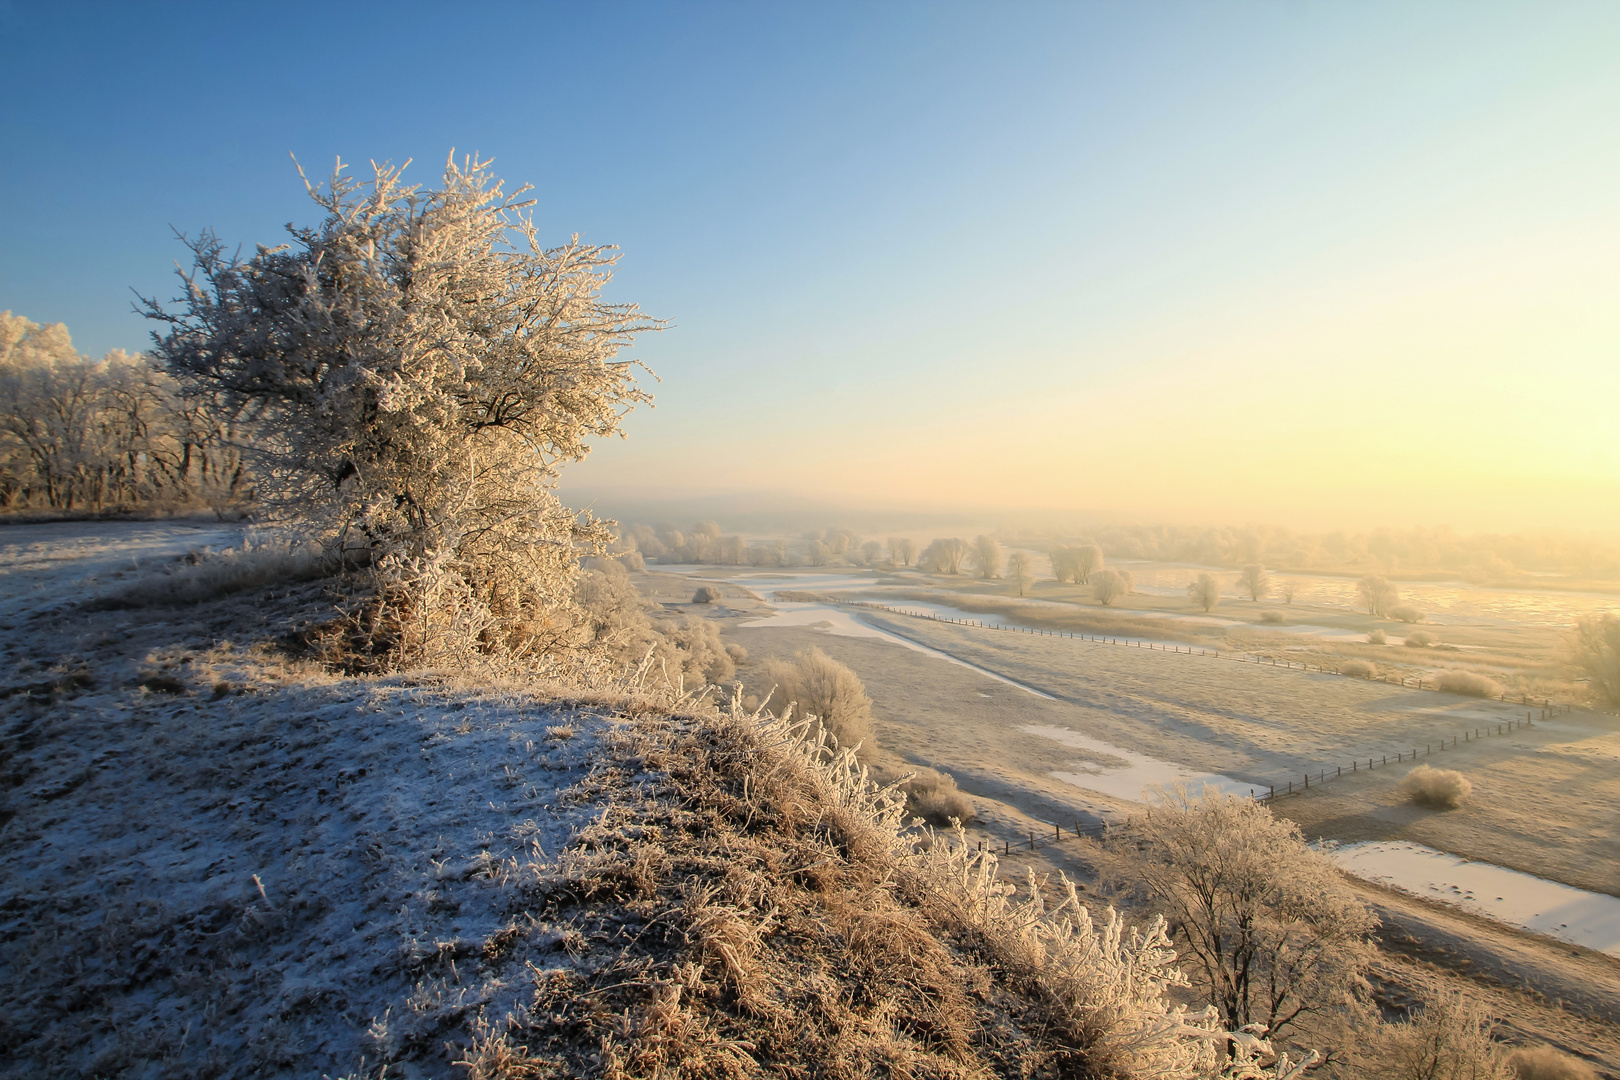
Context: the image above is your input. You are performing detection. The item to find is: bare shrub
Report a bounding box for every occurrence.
[1405,631,1435,648]
[1187,572,1221,612]
[1568,613,1620,708]
[763,647,875,753]
[1340,659,1376,677]
[970,534,1002,579]
[142,154,658,671]
[1259,609,1287,625]
[1092,568,1127,606]
[1358,575,1400,617]
[1508,1045,1600,1080]
[1389,604,1426,623]
[1238,563,1270,602]
[1400,764,1472,809]
[1367,989,1512,1080]
[691,584,723,604]
[1101,787,1376,1050]
[1435,670,1502,699]
[1368,630,1387,645]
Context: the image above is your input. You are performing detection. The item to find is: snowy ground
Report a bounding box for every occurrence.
[0,521,635,1078]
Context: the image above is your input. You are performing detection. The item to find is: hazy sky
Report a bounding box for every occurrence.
[3,2,1617,531]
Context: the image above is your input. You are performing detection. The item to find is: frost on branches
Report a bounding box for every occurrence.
[141,154,659,669]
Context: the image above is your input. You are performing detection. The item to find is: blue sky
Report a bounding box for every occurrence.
[4,1,1619,528]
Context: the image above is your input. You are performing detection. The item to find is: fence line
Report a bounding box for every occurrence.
[846,599,1579,848]
[843,599,1581,712]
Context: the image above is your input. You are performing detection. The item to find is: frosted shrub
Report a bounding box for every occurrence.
[897,767,976,825]
[143,154,657,670]
[1340,659,1376,677]
[1368,630,1387,645]
[1405,631,1436,648]
[1568,614,1620,708]
[1400,765,1472,809]
[763,647,875,753]
[1508,1045,1600,1080]
[1367,990,1512,1080]
[692,584,723,604]
[1258,609,1287,625]
[1389,604,1426,623]
[1435,670,1502,698]
[1093,569,1127,606]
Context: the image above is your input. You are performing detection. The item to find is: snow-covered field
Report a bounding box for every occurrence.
[0,521,632,1078]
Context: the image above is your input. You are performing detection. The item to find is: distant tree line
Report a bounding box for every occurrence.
[0,312,248,515]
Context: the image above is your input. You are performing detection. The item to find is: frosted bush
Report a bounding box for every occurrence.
[692,585,723,604]
[1400,765,1472,809]
[1367,990,1511,1079]
[143,154,658,670]
[1405,631,1435,648]
[1389,604,1426,623]
[1508,1045,1600,1080]
[763,647,875,753]
[1435,670,1502,698]
[1258,609,1287,625]
[1092,568,1127,606]
[1367,630,1387,645]
[1340,659,1376,677]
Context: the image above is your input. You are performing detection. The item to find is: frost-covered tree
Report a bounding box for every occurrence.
[141,154,658,666]
[807,539,830,566]
[1102,789,1376,1054]
[1188,572,1221,612]
[1238,564,1270,602]
[1009,551,1035,596]
[1076,543,1104,584]
[859,539,883,565]
[763,646,874,753]
[971,534,1003,579]
[1092,568,1127,606]
[920,537,970,575]
[889,536,916,567]
[1357,575,1400,617]
[1569,614,1620,708]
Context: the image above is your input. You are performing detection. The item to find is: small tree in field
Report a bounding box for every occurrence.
[1102,789,1376,1057]
[1281,580,1296,604]
[1092,568,1127,606]
[142,154,658,667]
[1357,575,1399,617]
[888,536,916,567]
[1238,563,1270,602]
[971,534,1003,579]
[1569,614,1620,708]
[1188,572,1221,612]
[1008,551,1035,596]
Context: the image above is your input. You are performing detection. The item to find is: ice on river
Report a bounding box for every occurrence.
[1330,840,1620,957]
[1020,724,1257,803]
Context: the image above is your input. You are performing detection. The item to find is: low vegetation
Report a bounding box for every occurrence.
[1507,1045,1601,1080]
[763,646,876,753]
[1435,670,1503,699]
[692,584,723,604]
[1365,989,1512,1079]
[1568,613,1620,708]
[1400,764,1473,809]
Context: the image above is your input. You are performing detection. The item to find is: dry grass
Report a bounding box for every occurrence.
[886,589,1222,644]
[462,700,1234,1080]
[1508,1045,1600,1080]
[1435,670,1503,699]
[93,536,328,608]
[888,765,977,826]
[1400,764,1473,810]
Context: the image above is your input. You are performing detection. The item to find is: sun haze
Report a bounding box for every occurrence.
[3,2,1618,531]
